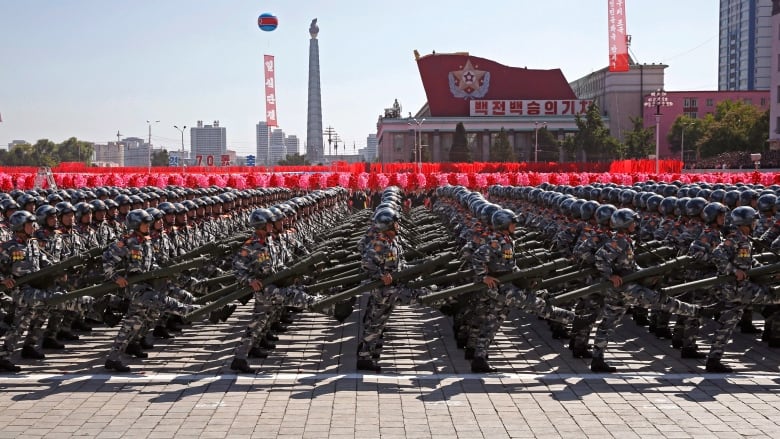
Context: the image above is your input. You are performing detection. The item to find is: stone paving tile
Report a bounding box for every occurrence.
[0,303,779,438]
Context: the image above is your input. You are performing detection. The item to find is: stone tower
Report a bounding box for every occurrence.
[306,18,324,163]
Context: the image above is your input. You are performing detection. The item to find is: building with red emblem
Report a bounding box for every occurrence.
[376,51,593,165]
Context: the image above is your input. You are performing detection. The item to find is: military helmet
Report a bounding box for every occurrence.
[126,209,154,232]
[158,201,177,215]
[739,189,759,206]
[684,197,708,218]
[478,203,501,225]
[730,206,757,227]
[756,193,778,213]
[249,208,274,229]
[74,201,93,218]
[491,209,520,231]
[9,210,36,232]
[570,199,586,220]
[610,208,639,230]
[700,201,728,224]
[55,201,75,216]
[594,204,617,227]
[709,189,726,203]
[658,197,678,216]
[373,207,399,232]
[0,199,20,213]
[645,194,664,213]
[674,197,691,217]
[35,204,58,226]
[268,206,285,222]
[146,207,164,221]
[115,194,132,206]
[580,200,601,221]
[722,190,740,209]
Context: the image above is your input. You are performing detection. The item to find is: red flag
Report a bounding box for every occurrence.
[607,0,630,72]
[264,55,278,126]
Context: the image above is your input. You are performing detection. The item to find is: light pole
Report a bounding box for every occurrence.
[146,119,160,173]
[643,89,673,174]
[680,122,693,170]
[534,121,547,163]
[174,125,187,173]
[408,117,425,172]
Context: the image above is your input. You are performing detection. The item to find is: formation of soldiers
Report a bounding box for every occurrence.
[1,179,780,375]
[428,182,780,373]
[0,185,353,373]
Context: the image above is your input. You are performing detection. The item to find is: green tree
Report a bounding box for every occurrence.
[563,102,621,161]
[56,137,94,164]
[277,153,310,166]
[449,122,471,162]
[695,100,768,158]
[623,116,654,159]
[151,149,170,166]
[490,128,514,162]
[667,115,703,161]
[534,127,559,162]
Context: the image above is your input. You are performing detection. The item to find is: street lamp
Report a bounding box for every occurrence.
[680,122,694,170]
[534,121,547,163]
[644,89,673,174]
[174,125,187,173]
[146,119,160,173]
[408,117,425,173]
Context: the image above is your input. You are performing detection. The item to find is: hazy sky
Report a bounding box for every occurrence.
[0,1,719,157]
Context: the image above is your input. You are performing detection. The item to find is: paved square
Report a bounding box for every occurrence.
[1,296,779,438]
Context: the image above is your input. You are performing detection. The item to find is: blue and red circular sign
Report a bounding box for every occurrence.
[257,13,278,32]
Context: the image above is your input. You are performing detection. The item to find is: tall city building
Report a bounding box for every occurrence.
[769,0,780,148]
[719,0,772,90]
[269,128,287,164]
[306,18,324,163]
[256,121,270,166]
[284,135,300,156]
[94,142,125,166]
[122,137,150,167]
[363,133,378,161]
[191,120,226,163]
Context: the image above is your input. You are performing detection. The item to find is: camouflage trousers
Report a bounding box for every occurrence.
[706,281,780,361]
[107,288,194,362]
[474,284,577,359]
[570,293,605,351]
[234,284,317,360]
[357,285,429,360]
[592,283,701,359]
[1,287,94,358]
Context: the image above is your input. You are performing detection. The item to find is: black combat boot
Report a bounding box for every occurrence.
[265,333,279,342]
[21,345,45,359]
[125,342,148,359]
[248,347,268,359]
[680,347,706,359]
[139,338,155,350]
[152,325,174,339]
[470,356,497,373]
[57,330,80,341]
[705,358,733,373]
[230,358,256,374]
[356,358,381,373]
[42,337,65,349]
[0,357,21,372]
[571,346,593,359]
[464,347,475,360]
[590,357,617,373]
[104,359,131,373]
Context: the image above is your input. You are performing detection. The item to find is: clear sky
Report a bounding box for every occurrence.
[0,0,720,157]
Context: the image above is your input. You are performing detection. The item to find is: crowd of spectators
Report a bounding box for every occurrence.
[687,150,780,170]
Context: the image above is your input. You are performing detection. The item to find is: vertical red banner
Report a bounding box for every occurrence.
[607,0,629,72]
[264,54,278,126]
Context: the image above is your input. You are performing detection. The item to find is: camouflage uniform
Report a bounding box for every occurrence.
[104,231,194,365]
[591,230,702,361]
[706,227,780,361]
[472,229,577,361]
[0,235,93,361]
[358,229,429,362]
[232,233,318,361]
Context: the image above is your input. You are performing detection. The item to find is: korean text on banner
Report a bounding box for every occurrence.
[608,0,629,72]
[264,55,278,126]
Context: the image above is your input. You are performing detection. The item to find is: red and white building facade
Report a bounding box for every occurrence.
[376,52,591,164]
